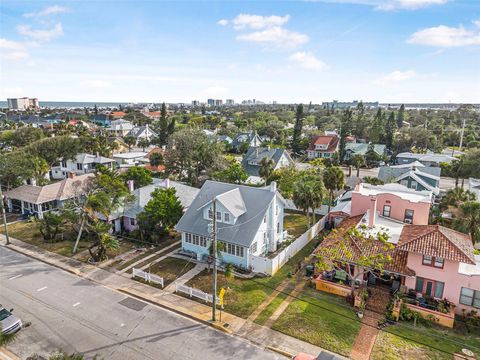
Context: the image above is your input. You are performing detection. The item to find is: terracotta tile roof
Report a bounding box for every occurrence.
[111,111,126,117]
[398,225,475,265]
[307,135,339,152]
[315,215,414,276]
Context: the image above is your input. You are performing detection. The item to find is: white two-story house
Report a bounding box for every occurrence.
[175,180,286,271]
[50,153,115,179]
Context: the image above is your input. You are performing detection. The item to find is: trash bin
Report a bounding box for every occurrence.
[305,265,314,277]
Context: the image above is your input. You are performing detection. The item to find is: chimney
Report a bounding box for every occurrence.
[368,196,377,228]
[164,178,170,188]
[127,180,134,192]
[270,181,277,193]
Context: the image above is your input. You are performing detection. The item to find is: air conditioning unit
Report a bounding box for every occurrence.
[404,219,412,224]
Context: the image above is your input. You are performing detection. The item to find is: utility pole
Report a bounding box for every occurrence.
[459,118,466,151]
[212,197,218,322]
[0,184,10,245]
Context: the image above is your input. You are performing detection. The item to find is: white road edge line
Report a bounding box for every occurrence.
[72,302,81,307]
[9,274,23,280]
[37,286,47,292]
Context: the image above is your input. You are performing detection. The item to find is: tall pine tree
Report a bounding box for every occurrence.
[385,112,396,151]
[157,102,170,146]
[339,109,353,162]
[368,108,385,144]
[397,104,405,128]
[291,104,304,156]
[354,102,367,140]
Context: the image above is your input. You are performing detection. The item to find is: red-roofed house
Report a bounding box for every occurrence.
[307,134,339,160]
[111,111,126,119]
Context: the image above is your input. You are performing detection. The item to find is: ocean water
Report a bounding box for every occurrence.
[0,101,131,109]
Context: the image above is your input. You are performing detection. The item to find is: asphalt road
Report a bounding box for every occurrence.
[0,247,281,360]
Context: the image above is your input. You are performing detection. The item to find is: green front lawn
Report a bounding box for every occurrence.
[254,291,289,326]
[271,287,361,357]
[371,324,480,360]
[149,257,196,287]
[0,220,91,256]
[283,213,309,238]
[186,237,321,319]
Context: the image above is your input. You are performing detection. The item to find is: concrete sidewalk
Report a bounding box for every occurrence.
[1,235,327,358]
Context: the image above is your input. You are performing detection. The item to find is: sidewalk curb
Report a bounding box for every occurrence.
[265,345,293,358]
[117,288,234,335]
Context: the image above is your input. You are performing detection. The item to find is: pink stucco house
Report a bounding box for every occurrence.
[350,183,432,225]
[318,183,479,316]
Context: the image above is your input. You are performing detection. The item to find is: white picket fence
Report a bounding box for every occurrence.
[175,283,220,305]
[132,268,164,288]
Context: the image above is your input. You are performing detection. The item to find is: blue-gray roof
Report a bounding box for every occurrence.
[231,132,262,148]
[175,180,282,247]
[241,147,292,177]
[345,143,385,156]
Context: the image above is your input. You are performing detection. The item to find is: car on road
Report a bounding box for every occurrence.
[0,305,22,334]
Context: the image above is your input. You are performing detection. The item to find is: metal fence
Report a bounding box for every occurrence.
[175,283,220,305]
[132,268,164,288]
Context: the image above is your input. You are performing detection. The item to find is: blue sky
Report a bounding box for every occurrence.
[1,0,479,103]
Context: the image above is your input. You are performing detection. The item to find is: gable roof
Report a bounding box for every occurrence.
[395,171,440,195]
[398,225,475,265]
[128,125,158,139]
[397,152,456,163]
[123,179,199,218]
[345,142,385,156]
[175,180,282,247]
[5,174,93,204]
[231,132,262,148]
[307,135,339,152]
[241,147,292,176]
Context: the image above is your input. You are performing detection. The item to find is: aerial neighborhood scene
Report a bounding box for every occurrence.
[1,1,480,360]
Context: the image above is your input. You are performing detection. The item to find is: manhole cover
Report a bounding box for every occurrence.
[118,297,148,311]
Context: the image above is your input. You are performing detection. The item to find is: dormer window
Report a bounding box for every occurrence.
[208,209,213,219]
[216,211,221,221]
[224,213,230,223]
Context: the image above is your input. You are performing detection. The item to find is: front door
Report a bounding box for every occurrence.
[425,281,433,296]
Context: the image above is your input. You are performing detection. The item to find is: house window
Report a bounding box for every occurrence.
[460,288,480,308]
[200,236,206,247]
[263,232,267,242]
[400,179,408,187]
[415,277,424,293]
[236,246,244,258]
[277,222,280,234]
[62,160,67,168]
[208,208,213,219]
[216,211,221,221]
[411,180,418,189]
[185,233,192,243]
[383,205,391,217]
[422,255,444,269]
[435,281,444,299]
[130,218,135,226]
[193,234,199,246]
[422,255,432,265]
[251,242,257,253]
[434,257,444,268]
[224,213,230,223]
[404,209,414,223]
[263,216,267,223]
[77,163,83,171]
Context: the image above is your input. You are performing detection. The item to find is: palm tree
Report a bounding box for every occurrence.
[138,138,150,152]
[259,157,275,185]
[350,154,365,178]
[293,179,314,227]
[323,166,346,213]
[310,178,326,224]
[224,263,235,289]
[455,201,480,244]
[123,135,136,150]
[0,330,17,347]
[439,188,475,211]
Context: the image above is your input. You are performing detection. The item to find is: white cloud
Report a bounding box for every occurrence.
[217,19,229,26]
[376,0,447,10]
[0,38,26,51]
[373,70,416,85]
[17,23,63,42]
[237,26,309,48]
[408,23,480,47]
[289,52,327,70]
[80,80,112,89]
[1,51,30,60]
[232,14,290,30]
[308,0,447,10]
[24,5,68,18]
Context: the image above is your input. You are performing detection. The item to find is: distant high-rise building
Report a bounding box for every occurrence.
[192,100,200,106]
[215,99,223,106]
[225,99,234,105]
[272,101,277,105]
[207,99,215,106]
[7,97,39,110]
